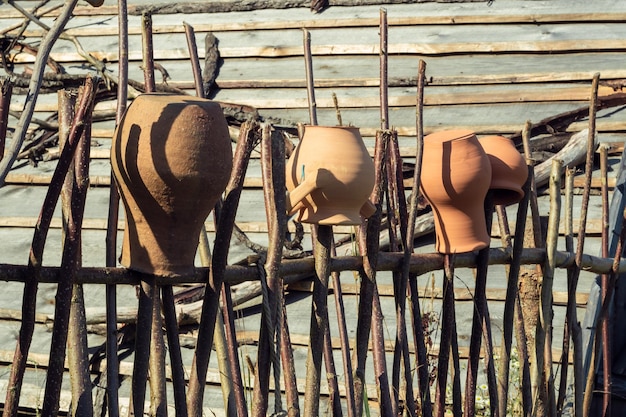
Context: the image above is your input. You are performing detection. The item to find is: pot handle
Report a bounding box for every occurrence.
[286,168,324,215]
[360,200,377,219]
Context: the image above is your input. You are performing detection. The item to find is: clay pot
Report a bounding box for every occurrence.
[420,129,491,254]
[478,135,528,206]
[285,125,376,225]
[111,94,232,276]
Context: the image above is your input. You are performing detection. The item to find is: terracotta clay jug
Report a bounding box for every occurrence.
[285,125,376,225]
[111,94,232,276]
[478,135,528,206]
[420,129,491,254]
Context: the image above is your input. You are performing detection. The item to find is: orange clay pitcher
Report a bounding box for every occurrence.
[285,125,376,225]
[420,129,491,254]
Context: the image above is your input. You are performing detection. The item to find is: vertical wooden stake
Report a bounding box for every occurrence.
[406,59,433,417]
[303,224,333,417]
[435,254,455,417]
[104,0,128,414]
[497,164,533,417]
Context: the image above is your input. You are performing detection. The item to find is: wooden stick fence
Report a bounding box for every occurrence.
[1,9,624,417]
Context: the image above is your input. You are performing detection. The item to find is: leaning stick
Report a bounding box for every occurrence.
[497,163,533,417]
[330,237,357,417]
[583,203,626,417]
[187,121,260,416]
[598,144,611,417]
[380,8,389,130]
[59,89,93,417]
[0,0,79,188]
[2,76,97,417]
[183,21,241,417]
[536,159,562,417]
[407,59,433,417]
[572,73,601,417]
[435,254,455,417]
[303,224,334,417]
[128,14,168,417]
[387,131,416,416]
[303,29,317,125]
[464,193,498,417]
[104,0,128,414]
[354,130,392,417]
[365,11,395,416]
[556,168,576,414]
[300,26,344,417]
[252,125,288,416]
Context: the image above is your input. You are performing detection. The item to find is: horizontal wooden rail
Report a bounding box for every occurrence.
[0,246,617,286]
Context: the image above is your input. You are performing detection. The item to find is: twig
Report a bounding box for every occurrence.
[497,165,532,417]
[253,125,288,417]
[598,144,611,417]
[379,8,389,130]
[130,273,156,417]
[2,75,96,417]
[583,206,626,417]
[387,131,416,417]
[280,299,300,417]
[59,88,93,417]
[407,59,433,417]
[464,193,497,417]
[332,92,342,126]
[354,130,391,417]
[183,22,204,98]
[148,282,167,417]
[435,254,455,417]
[331,238,356,417]
[104,0,128,414]
[0,0,80,188]
[187,121,260,416]
[161,285,188,416]
[323,314,343,417]
[575,72,601,417]
[535,159,562,417]
[302,29,317,125]
[183,21,239,417]
[0,77,12,161]
[303,224,333,417]
[141,13,156,93]
[556,168,576,415]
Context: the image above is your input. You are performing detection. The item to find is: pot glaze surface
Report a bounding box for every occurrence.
[285,125,375,225]
[111,94,232,276]
[420,129,491,253]
[478,135,528,206]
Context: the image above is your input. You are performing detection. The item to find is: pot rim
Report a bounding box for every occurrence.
[424,129,476,145]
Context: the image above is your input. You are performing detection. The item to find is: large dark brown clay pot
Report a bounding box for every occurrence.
[478,135,528,206]
[111,94,232,276]
[420,129,491,254]
[285,125,376,225]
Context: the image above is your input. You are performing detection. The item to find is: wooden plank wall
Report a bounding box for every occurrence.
[4,0,626,141]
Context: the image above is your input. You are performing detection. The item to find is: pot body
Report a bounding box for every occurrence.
[285,125,375,225]
[420,129,491,253]
[111,94,232,276]
[478,135,528,206]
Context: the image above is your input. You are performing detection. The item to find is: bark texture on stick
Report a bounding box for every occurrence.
[187,121,260,417]
[353,130,392,417]
[0,0,79,188]
[2,76,96,417]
